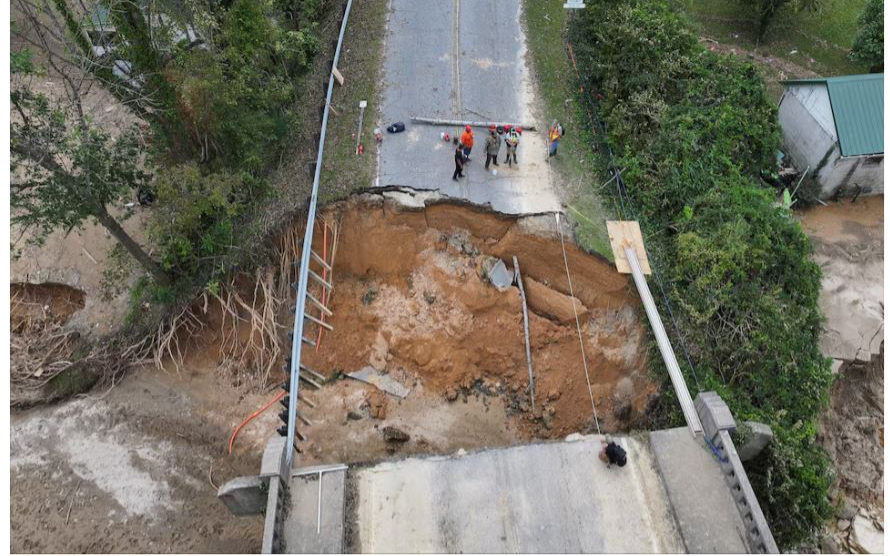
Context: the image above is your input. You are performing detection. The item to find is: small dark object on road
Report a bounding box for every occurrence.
[386,122,406,133]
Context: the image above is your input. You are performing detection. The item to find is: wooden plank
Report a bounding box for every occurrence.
[606,220,651,275]
[332,67,344,86]
[512,256,535,412]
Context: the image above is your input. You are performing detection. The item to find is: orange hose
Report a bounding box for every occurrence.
[228,390,286,455]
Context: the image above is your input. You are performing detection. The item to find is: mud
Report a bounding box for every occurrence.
[819,346,884,516]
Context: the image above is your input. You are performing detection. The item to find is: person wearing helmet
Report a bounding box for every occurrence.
[504,126,520,167]
[548,120,564,157]
[460,125,474,161]
[484,128,501,171]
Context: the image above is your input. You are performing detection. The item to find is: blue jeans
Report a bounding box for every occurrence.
[549,139,559,156]
[462,146,472,159]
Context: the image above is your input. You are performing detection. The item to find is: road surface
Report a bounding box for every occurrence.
[376,0,560,215]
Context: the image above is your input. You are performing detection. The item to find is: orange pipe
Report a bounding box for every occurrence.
[228,391,286,455]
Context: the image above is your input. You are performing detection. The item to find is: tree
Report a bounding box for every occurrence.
[850,0,883,72]
[11,53,171,286]
[737,0,821,42]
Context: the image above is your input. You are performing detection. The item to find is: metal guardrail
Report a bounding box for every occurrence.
[284,0,355,468]
[713,430,780,553]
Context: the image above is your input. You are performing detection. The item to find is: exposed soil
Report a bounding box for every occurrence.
[286,196,656,462]
[819,346,884,515]
[11,282,86,332]
[10,362,268,553]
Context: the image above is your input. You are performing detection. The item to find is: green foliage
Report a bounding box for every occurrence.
[732,0,822,40]
[10,71,147,249]
[571,0,834,547]
[148,163,265,275]
[166,0,318,172]
[850,0,883,69]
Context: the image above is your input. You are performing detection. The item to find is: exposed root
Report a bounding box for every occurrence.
[11,290,151,406]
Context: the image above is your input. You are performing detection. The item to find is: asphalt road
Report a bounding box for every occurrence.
[376,0,560,215]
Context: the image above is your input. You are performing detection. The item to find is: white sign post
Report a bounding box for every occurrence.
[563,0,585,8]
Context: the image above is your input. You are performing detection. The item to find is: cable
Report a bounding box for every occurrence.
[565,40,702,393]
[554,213,602,434]
[545,117,603,435]
[228,390,286,455]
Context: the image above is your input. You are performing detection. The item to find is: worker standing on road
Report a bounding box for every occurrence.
[503,126,520,167]
[452,144,465,181]
[549,120,564,157]
[598,437,627,468]
[460,125,474,161]
[484,126,501,171]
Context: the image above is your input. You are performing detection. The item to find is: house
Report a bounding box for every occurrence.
[778,74,883,200]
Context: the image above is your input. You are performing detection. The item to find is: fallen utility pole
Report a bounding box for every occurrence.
[411,116,537,131]
[512,256,535,412]
[607,220,702,437]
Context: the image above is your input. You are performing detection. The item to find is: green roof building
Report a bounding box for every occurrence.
[779,74,883,199]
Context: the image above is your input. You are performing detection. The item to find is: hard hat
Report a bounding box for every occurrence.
[465,124,472,132]
[516,126,523,134]
[489,124,496,131]
[503,124,513,132]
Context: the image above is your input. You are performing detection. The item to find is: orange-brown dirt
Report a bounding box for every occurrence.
[296,197,656,440]
[167,197,658,464]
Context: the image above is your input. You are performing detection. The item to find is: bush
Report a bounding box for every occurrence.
[148,164,266,276]
[570,0,834,547]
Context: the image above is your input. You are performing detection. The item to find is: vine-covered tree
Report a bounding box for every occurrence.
[11,51,170,285]
[737,0,821,42]
[850,0,883,72]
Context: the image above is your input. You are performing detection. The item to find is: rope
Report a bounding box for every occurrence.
[554,213,601,435]
[228,390,286,455]
[544,120,601,435]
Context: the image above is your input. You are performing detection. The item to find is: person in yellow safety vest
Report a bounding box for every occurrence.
[549,120,564,157]
[503,126,521,167]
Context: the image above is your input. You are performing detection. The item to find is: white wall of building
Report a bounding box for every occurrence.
[778,84,883,199]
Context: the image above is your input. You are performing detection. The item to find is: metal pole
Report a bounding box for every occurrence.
[410,116,538,131]
[624,245,703,437]
[285,0,356,468]
[512,256,535,412]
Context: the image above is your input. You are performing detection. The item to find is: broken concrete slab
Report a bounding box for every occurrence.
[482,257,514,291]
[737,421,774,462]
[649,427,749,553]
[217,476,267,516]
[523,276,588,324]
[348,366,411,398]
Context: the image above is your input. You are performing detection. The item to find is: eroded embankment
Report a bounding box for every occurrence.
[167,193,658,461]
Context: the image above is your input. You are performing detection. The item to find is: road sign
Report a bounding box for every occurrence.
[564,0,585,8]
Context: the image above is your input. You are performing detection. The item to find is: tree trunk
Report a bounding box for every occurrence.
[93,205,172,287]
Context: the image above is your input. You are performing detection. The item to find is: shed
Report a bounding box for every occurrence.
[778,74,883,199]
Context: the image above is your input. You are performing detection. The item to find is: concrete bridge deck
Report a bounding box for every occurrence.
[280,432,749,553]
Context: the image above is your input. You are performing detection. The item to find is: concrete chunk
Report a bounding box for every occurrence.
[218,475,268,516]
[737,421,774,462]
[348,366,411,398]
[483,258,514,291]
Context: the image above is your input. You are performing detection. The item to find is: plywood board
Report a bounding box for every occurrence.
[332,67,345,86]
[606,220,651,275]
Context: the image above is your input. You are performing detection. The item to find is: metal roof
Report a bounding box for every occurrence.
[782,74,884,157]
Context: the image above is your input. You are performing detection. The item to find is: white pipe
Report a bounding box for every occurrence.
[624,246,703,436]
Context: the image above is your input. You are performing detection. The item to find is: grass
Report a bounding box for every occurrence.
[672,0,869,77]
[319,0,390,203]
[523,0,614,260]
